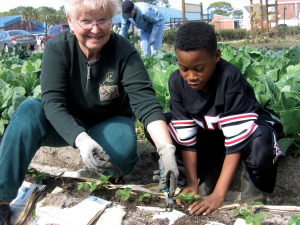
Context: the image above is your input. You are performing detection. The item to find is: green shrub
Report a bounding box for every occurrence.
[163,29,177,46]
[215,29,249,42]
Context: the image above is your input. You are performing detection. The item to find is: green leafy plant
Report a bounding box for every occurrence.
[27,165,50,184]
[234,201,265,225]
[144,212,153,219]
[138,193,151,201]
[288,213,300,225]
[78,175,112,192]
[30,209,36,218]
[105,189,111,198]
[245,213,265,225]
[174,192,200,206]
[55,172,65,187]
[116,187,132,201]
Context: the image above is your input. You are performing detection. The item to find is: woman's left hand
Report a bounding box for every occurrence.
[188,192,225,216]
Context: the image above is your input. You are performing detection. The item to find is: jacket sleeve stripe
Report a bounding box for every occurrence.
[222,121,255,137]
[225,124,258,146]
[168,122,197,146]
[171,120,196,126]
[220,113,258,125]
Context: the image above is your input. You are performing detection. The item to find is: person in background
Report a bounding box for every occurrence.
[119,0,165,56]
[0,0,178,224]
[146,21,282,216]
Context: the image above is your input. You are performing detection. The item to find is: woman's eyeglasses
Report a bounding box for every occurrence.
[76,19,112,30]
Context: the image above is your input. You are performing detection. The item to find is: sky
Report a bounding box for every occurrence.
[0,0,250,13]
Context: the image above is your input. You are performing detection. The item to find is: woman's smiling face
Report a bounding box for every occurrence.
[67,9,112,60]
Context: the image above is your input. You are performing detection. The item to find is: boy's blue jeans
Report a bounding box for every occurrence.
[0,98,139,202]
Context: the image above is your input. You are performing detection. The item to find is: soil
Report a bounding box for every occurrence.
[19,138,300,225]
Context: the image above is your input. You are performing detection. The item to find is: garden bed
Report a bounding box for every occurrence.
[20,140,300,225]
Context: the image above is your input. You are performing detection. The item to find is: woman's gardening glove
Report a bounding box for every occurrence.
[75,132,113,171]
[149,34,156,46]
[153,143,179,197]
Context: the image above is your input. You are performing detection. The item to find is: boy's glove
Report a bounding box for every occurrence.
[149,34,156,45]
[153,143,179,197]
[75,132,113,171]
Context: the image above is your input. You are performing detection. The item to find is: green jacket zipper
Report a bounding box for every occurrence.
[86,61,91,89]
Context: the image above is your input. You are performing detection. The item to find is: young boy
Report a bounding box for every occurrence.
[154,21,282,216]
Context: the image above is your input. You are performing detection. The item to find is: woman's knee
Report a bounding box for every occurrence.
[12,98,44,121]
[89,116,138,175]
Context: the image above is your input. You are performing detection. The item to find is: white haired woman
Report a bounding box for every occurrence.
[0,1,178,223]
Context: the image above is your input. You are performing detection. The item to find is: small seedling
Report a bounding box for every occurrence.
[116,187,132,201]
[234,201,265,225]
[105,189,111,198]
[30,210,36,218]
[245,213,265,225]
[27,165,50,184]
[144,212,153,219]
[78,175,112,192]
[287,213,300,225]
[138,193,151,201]
[174,192,200,206]
[55,172,65,187]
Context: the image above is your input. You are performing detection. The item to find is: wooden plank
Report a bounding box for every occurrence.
[250,3,262,7]
[268,12,277,15]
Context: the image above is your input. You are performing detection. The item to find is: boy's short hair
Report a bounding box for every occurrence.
[174,21,217,56]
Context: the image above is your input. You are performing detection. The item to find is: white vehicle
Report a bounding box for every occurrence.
[271,18,300,27]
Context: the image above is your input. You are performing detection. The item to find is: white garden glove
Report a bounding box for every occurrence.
[75,132,113,171]
[149,34,156,45]
[153,143,179,198]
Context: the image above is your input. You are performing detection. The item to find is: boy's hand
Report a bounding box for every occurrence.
[188,192,225,216]
[176,184,199,207]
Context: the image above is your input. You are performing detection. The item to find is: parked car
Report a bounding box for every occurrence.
[271,18,300,27]
[0,30,37,52]
[40,24,70,49]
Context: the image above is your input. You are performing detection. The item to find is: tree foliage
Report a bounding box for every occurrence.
[37,6,57,23]
[233,9,243,19]
[209,1,234,17]
[20,7,39,33]
[120,0,170,7]
[0,5,66,25]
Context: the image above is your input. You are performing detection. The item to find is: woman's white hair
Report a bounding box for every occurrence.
[64,0,120,19]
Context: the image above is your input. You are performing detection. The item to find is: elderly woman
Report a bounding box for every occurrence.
[0,0,178,223]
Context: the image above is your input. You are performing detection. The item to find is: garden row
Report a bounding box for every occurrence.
[163,25,300,45]
[1,44,300,157]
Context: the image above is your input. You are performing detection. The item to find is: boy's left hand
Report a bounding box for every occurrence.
[188,192,225,216]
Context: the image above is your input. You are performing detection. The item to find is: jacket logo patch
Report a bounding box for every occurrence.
[101,72,114,85]
[99,72,118,101]
[99,85,119,101]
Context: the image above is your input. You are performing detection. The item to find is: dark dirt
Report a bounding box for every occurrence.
[19,138,300,225]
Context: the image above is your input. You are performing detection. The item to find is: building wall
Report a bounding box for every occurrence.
[277,2,300,19]
[213,15,234,29]
[243,0,300,30]
[0,21,36,32]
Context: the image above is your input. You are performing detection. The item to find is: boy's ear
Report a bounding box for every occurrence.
[214,49,221,63]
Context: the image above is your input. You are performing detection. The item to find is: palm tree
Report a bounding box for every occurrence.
[21,7,39,33]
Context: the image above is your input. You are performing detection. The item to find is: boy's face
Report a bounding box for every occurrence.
[176,48,221,93]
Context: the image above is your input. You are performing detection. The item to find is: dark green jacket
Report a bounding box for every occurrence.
[41,29,164,147]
